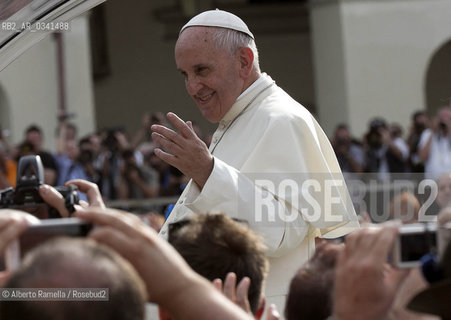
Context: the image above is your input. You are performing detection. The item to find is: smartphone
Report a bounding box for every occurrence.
[392,223,438,268]
[4,218,93,271]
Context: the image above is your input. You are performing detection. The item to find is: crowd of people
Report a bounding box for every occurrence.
[332,108,451,182]
[1,108,448,209]
[0,107,447,232]
[0,112,191,207]
[2,106,450,204]
[0,184,449,319]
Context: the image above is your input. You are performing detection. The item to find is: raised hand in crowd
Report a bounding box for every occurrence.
[213,272,280,320]
[74,207,253,320]
[132,112,167,149]
[115,130,131,151]
[332,222,410,320]
[213,273,254,316]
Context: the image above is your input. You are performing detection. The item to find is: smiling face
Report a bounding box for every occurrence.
[175,27,246,123]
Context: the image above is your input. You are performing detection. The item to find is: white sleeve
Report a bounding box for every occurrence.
[185,157,308,257]
[184,112,359,257]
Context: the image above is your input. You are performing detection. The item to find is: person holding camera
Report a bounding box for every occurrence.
[407,111,430,175]
[418,107,451,181]
[117,148,159,200]
[0,184,255,320]
[364,118,409,181]
[22,125,59,186]
[331,124,365,178]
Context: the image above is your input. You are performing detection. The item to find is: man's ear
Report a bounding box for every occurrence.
[238,47,254,78]
[255,296,266,320]
[158,307,172,320]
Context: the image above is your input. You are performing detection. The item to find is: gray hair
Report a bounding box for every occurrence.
[212,28,261,73]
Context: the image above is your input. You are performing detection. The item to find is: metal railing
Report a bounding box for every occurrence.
[106,196,179,214]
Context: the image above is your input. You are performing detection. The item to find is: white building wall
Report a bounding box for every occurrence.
[0,35,59,149]
[311,0,451,138]
[64,15,96,140]
[310,1,349,135]
[0,14,95,151]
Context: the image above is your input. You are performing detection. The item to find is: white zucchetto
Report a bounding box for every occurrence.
[180,9,254,39]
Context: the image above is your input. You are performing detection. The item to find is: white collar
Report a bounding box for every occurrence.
[237,75,265,101]
[220,73,273,124]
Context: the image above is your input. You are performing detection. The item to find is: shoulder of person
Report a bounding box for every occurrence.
[260,95,314,127]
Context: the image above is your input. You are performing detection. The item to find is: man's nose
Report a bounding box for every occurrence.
[185,76,202,95]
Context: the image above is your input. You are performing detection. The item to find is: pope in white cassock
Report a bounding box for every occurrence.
[151,9,360,315]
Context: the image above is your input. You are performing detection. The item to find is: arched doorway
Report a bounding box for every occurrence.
[425,39,451,116]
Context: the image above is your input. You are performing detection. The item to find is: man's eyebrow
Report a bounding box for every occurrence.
[194,63,209,69]
[177,64,208,74]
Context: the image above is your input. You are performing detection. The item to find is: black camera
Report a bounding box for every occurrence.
[392,222,451,268]
[0,155,79,219]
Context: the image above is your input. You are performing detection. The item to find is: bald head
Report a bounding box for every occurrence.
[1,238,146,320]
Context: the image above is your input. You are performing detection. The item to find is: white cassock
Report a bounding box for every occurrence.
[159,73,359,314]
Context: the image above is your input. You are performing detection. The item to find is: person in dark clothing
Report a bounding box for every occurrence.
[23,125,58,185]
